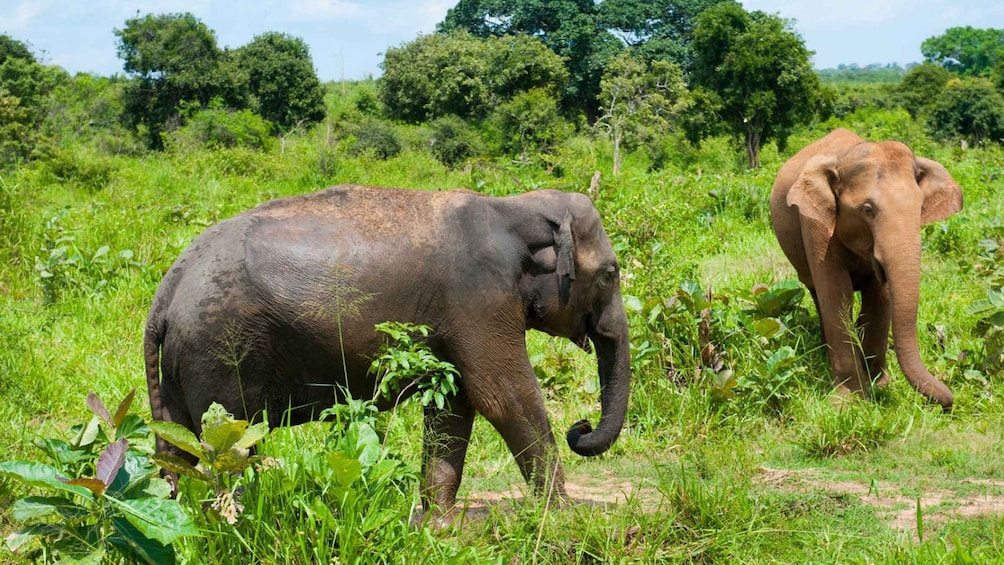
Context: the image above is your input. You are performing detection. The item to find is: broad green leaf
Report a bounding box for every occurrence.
[753,317,785,339]
[108,496,199,546]
[5,523,62,553]
[202,419,248,453]
[0,461,94,499]
[109,515,178,565]
[13,496,87,521]
[148,421,204,459]
[235,421,269,450]
[326,451,362,487]
[622,294,643,313]
[116,414,150,440]
[92,245,110,260]
[72,415,102,449]
[150,453,205,480]
[143,477,174,499]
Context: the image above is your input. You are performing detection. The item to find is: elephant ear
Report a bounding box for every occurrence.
[786,154,839,237]
[554,210,576,304]
[917,157,963,224]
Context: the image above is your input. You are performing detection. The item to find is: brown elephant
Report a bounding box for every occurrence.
[145,184,630,526]
[769,128,963,409]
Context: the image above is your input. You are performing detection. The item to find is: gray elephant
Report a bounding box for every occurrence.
[144,184,631,524]
[769,128,962,409]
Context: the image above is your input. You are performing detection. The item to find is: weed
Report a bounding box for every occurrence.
[0,390,197,563]
[371,321,460,409]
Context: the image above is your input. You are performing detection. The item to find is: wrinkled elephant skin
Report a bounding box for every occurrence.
[145,184,631,524]
[769,128,962,409]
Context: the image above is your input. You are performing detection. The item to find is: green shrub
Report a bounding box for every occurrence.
[427,115,486,168]
[347,117,401,160]
[167,106,272,151]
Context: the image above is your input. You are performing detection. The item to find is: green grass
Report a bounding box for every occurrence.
[4,111,1004,563]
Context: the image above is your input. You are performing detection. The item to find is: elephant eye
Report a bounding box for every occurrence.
[862,202,876,217]
[597,265,617,288]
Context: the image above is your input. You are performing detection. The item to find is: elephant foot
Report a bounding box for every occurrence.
[411,504,467,531]
[871,372,890,389]
[829,385,865,409]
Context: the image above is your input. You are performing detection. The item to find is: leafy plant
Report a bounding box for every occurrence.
[370,321,460,409]
[0,390,197,564]
[148,403,273,525]
[967,285,1004,375]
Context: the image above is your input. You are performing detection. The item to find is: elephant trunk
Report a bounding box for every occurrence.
[566,292,631,456]
[882,238,954,410]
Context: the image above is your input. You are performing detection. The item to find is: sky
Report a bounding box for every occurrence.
[2,0,1004,82]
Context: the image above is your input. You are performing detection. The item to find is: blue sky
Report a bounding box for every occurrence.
[3,0,1004,81]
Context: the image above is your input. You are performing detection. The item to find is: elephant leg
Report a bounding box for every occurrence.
[420,388,475,525]
[812,267,870,398]
[858,279,892,389]
[457,347,568,506]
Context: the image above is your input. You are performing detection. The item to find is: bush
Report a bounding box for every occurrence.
[347,118,401,160]
[492,88,571,159]
[427,115,486,168]
[167,105,273,151]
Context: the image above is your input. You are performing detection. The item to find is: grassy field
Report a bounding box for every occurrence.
[2,104,1004,563]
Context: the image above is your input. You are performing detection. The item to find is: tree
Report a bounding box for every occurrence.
[689,3,820,168]
[438,0,620,118]
[922,26,1004,76]
[115,13,237,148]
[895,63,951,119]
[595,53,689,175]
[0,35,64,166]
[378,32,567,123]
[232,32,325,132]
[598,0,729,70]
[0,34,35,65]
[492,87,572,158]
[928,77,1004,146]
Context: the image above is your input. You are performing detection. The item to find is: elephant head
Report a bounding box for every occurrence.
[507,191,631,456]
[781,131,962,408]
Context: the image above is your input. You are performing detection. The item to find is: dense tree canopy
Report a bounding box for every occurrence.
[896,63,951,119]
[596,53,689,175]
[115,13,325,148]
[379,32,567,123]
[0,35,64,165]
[598,0,729,70]
[689,3,820,168]
[233,32,325,132]
[922,26,1004,77]
[929,77,1004,146]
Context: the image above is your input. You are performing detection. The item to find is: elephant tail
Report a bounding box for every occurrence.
[144,313,166,423]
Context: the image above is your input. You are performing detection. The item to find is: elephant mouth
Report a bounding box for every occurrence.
[872,258,888,287]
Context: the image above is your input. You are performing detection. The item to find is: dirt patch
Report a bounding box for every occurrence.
[757,466,1004,539]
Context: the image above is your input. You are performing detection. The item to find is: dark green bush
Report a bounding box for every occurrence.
[348,118,401,160]
[168,105,273,151]
[427,115,485,167]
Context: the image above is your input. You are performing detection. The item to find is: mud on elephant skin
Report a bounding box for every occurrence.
[144,184,631,525]
[769,128,963,409]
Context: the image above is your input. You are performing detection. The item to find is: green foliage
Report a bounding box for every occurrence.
[895,63,952,120]
[492,87,572,159]
[427,114,486,167]
[232,32,325,132]
[596,53,690,174]
[690,3,821,168]
[346,117,402,160]
[438,0,614,116]
[167,102,273,151]
[0,51,65,166]
[149,403,272,524]
[929,77,1004,146]
[33,209,142,304]
[922,26,1004,76]
[0,390,197,564]
[379,31,567,124]
[115,12,236,149]
[598,0,732,70]
[370,322,460,409]
[0,33,35,65]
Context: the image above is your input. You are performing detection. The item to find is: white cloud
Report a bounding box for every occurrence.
[0,0,52,31]
[285,0,449,35]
